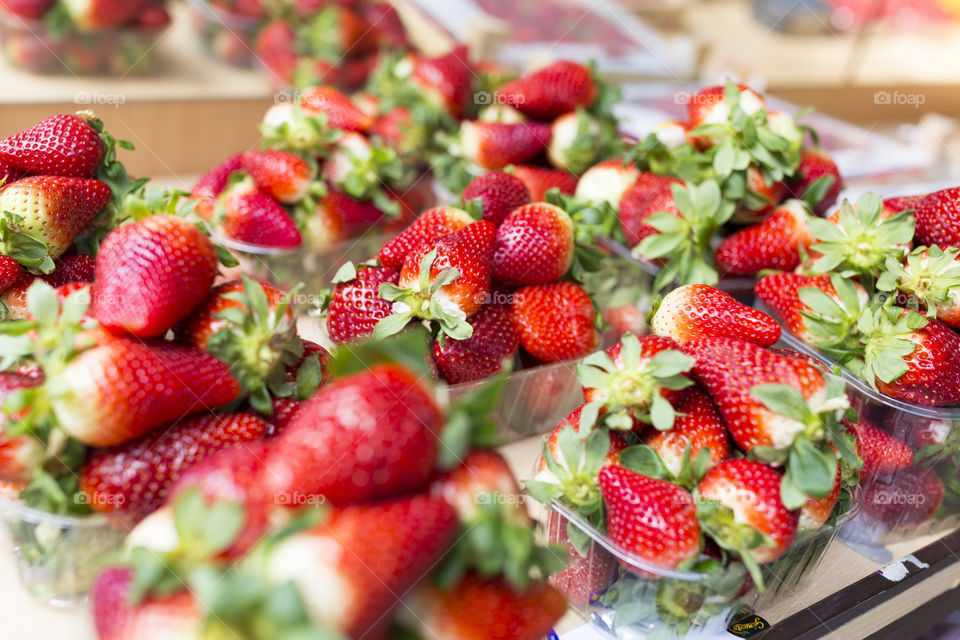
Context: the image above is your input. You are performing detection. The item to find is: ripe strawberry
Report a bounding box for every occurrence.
[462,171,531,226]
[313,188,386,238]
[547,110,613,175]
[39,252,95,287]
[263,495,458,638]
[432,303,520,384]
[190,154,241,220]
[297,85,374,132]
[91,567,202,640]
[599,465,700,570]
[268,397,301,434]
[735,165,787,223]
[0,255,23,292]
[574,159,642,209]
[326,263,398,344]
[537,404,630,475]
[512,165,579,201]
[492,203,573,284]
[216,177,302,248]
[617,172,682,248]
[844,417,913,480]
[545,509,617,607]
[91,215,219,338]
[914,186,960,249]
[405,574,567,640]
[0,273,33,319]
[0,372,43,483]
[379,206,474,269]
[698,459,798,568]
[264,364,442,504]
[799,463,842,530]
[495,60,597,121]
[0,113,106,178]
[79,412,269,514]
[885,194,925,214]
[431,450,526,525]
[0,175,111,269]
[364,2,409,48]
[254,19,297,85]
[687,84,765,127]
[239,149,315,205]
[786,148,843,216]
[410,45,474,117]
[644,386,731,478]
[862,467,943,529]
[715,200,813,277]
[459,121,552,170]
[369,106,427,153]
[176,279,287,352]
[63,0,147,30]
[0,0,55,19]
[651,284,781,347]
[511,281,597,362]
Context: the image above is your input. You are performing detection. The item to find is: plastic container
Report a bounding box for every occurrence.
[0,496,141,606]
[190,1,264,68]
[0,9,168,75]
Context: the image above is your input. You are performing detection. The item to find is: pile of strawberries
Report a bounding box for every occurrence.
[0,0,171,75]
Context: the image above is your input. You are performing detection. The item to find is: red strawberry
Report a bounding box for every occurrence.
[575,159,641,209]
[431,449,527,524]
[216,177,302,248]
[79,412,269,513]
[0,0,55,19]
[263,495,458,638]
[512,165,579,201]
[405,574,567,640]
[63,0,148,29]
[462,171,531,226]
[644,386,731,478]
[369,106,426,153]
[715,200,813,277]
[884,194,925,214]
[492,203,573,285]
[844,417,913,480]
[0,372,43,483]
[91,567,202,640]
[264,364,442,504]
[914,186,960,249]
[495,60,597,121]
[599,465,701,570]
[176,279,289,352]
[618,172,682,248]
[240,150,315,205]
[255,20,297,85]
[687,84,766,127]
[735,166,787,223]
[537,404,630,475]
[651,284,781,347]
[411,45,474,117]
[364,2,409,48]
[379,206,474,269]
[799,462,842,530]
[0,113,106,178]
[299,85,374,132]
[39,251,95,287]
[0,255,23,292]
[190,154,242,220]
[432,302,520,384]
[0,273,33,319]
[268,397,302,435]
[459,121,552,170]
[545,509,617,607]
[862,467,943,529]
[0,175,111,268]
[755,272,866,347]
[314,189,385,238]
[511,281,597,362]
[698,459,798,567]
[91,215,219,338]
[326,264,399,344]
[786,148,843,216]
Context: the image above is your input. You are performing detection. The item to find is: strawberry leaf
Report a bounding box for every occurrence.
[619,444,670,479]
[750,383,813,423]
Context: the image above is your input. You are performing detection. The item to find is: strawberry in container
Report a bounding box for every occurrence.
[191,0,266,68]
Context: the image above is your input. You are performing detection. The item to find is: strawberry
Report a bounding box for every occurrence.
[91,215,219,338]
[190,154,242,220]
[459,121,552,170]
[461,171,530,227]
[885,194,926,214]
[878,246,960,328]
[322,132,406,213]
[410,45,474,117]
[715,200,813,277]
[698,459,798,575]
[431,450,527,525]
[325,263,398,344]
[0,0,54,19]
[91,567,202,640]
[264,364,442,504]
[379,206,474,269]
[734,165,787,223]
[799,463,842,530]
[79,412,269,514]
[844,417,913,480]
[547,110,617,175]
[651,284,781,347]
[268,397,302,435]
[263,495,458,637]
[432,303,520,384]
[651,119,691,148]
[577,333,693,431]
[0,273,33,319]
[545,509,617,607]
[0,175,111,271]
[62,0,148,30]
[644,386,731,479]
[0,255,23,292]
[0,113,106,178]
[299,5,373,60]
[786,148,843,216]
[510,281,597,362]
[492,203,573,285]
[369,106,427,153]
[255,20,298,85]
[617,172,682,248]
[312,189,386,238]
[405,573,567,640]
[914,186,960,249]
[687,84,765,128]
[377,221,496,340]
[0,372,43,483]
[495,60,597,121]
[862,467,943,529]
[39,251,95,287]
[216,177,302,248]
[239,149,316,205]
[363,2,409,48]
[599,465,701,570]
[512,165,579,201]
[574,159,642,210]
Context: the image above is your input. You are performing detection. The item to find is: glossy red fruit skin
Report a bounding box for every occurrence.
[0,114,105,179]
[91,215,219,339]
[326,264,399,344]
[411,45,473,118]
[432,303,520,384]
[0,255,22,292]
[495,60,597,121]
[0,0,55,19]
[875,318,960,407]
[618,173,683,248]
[40,252,95,288]
[754,272,845,344]
[318,189,385,237]
[463,121,552,170]
[652,284,781,347]
[218,181,302,248]
[79,412,269,514]
[255,20,297,85]
[91,567,201,640]
[240,149,314,204]
[511,165,579,201]
[462,171,531,226]
[511,281,597,362]
[264,364,442,504]
[379,206,474,270]
[862,467,944,529]
[190,154,242,220]
[175,279,289,352]
[914,187,960,249]
[644,385,731,475]
[299,86,374,132]
[715,202,812,277]
[539,403,630,472]
[787,148,843,216]
[845,417,913,480]
[599,465,700,571]
[492,203,574,285]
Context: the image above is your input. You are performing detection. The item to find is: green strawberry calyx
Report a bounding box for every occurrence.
[259,103,342,157]
[0,213,56,274]
[336,140,408,218]
[695,496,775,592]
[795,272,867,363]
[854,304,926,388]
[878,245,960,319]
